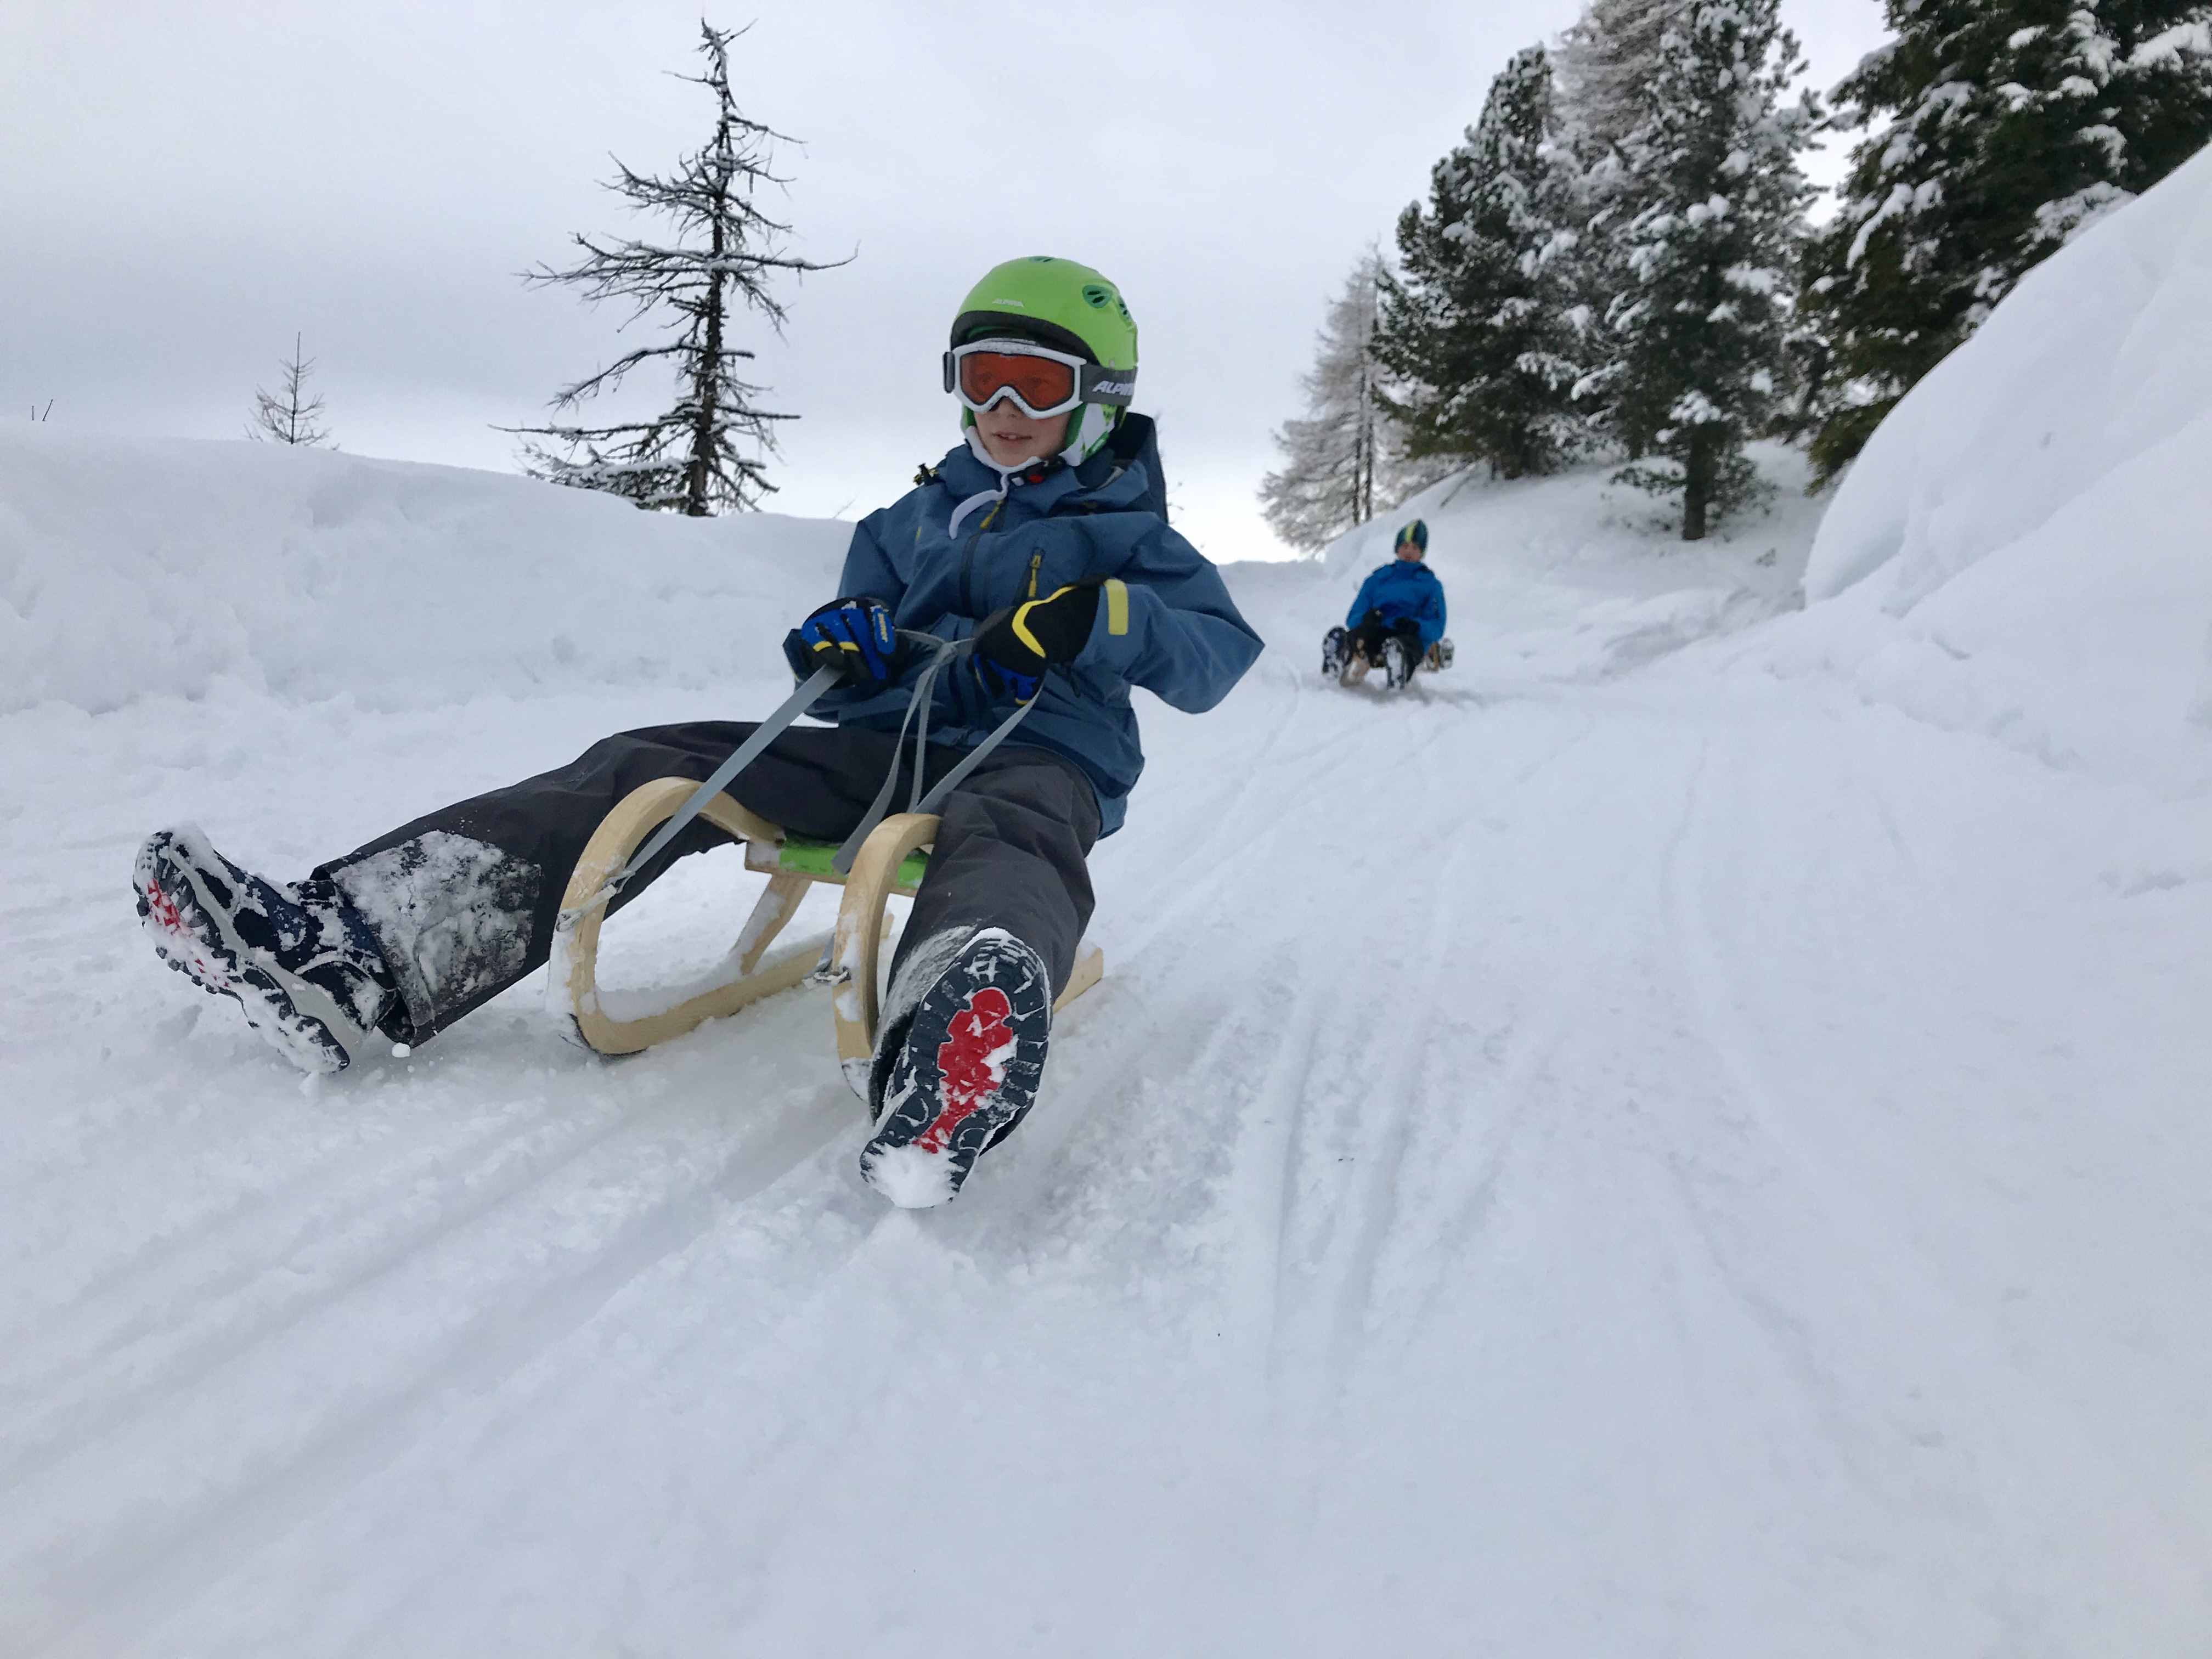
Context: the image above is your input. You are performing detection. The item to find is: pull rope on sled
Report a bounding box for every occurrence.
[566,635,1041,919]
[564,662,843,922]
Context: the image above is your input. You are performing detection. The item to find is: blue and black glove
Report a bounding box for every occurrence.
[969,582,1102,705]
[785,595,905,686]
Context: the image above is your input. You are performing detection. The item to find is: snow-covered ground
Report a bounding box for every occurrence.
[6,154,2211,1656]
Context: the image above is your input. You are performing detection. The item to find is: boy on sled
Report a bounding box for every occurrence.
[1322,520,1449,690]
[134,256,1263,1207]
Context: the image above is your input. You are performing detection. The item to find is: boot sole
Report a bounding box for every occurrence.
[134,831,363,1074]
[861,929,1049,1207]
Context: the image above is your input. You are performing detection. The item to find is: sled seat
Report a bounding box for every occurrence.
[555,777,1104,1096]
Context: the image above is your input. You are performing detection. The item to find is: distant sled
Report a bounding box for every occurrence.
[1329,635,1455,690]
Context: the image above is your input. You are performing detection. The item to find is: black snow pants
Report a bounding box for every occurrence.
[1348,613,1423,668]
[316,721,1101,1048]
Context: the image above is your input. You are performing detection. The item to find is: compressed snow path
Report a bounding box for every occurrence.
[8,141,2212,1643]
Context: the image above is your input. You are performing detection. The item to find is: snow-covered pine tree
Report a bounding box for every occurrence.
[1258,252,1397,553]
[1552,0,1689,449]
[507,24,844,515]
[248,334,332,448]
[1372,46,1587,481]
[1593,0,1816,539]
[1979,3,2212,267]
[1802,0,2212,484]
[1556,0,1689,160]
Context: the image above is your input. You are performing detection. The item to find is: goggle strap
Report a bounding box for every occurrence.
[1079,363,1136,408]
[943,357,1135,414]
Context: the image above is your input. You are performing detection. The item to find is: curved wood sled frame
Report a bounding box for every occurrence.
[556,779,1103,1098]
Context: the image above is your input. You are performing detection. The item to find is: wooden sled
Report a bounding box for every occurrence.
[1336,635,1454,688]
[554,777,1104,1097]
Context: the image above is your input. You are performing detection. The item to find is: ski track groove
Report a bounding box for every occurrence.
[1651,731,1897,1476]
[8,1085,852,1659]
[1655,726,2211,1590]
[318,1174,917,1659]
[1314,820,1472,1393]
[1229,950,1333,1395]
[1242,686,1581,1435]
[0,1091,673,1493]
[0,995,852,1499]
[1201,682,1605,1415]
[1,1083,609,1400]
[1110,674,1344,955]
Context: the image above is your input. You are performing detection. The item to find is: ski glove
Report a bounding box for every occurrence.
[970,582,1102,703]
[785,595,904,686]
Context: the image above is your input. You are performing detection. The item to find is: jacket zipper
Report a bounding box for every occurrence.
[1026,551,1042,599]
[958,499,1002,618]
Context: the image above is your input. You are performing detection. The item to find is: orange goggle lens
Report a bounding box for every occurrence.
[956,350,1079,415]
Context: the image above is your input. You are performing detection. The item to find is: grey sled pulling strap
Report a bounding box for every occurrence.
[828,636,1035,875]
[565,641,1039,916]
[566,663,842,920]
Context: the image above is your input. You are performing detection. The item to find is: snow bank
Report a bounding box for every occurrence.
[1767,142,2212,792]
[0,427,850,715]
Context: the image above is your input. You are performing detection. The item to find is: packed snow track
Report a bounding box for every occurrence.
[5,609,2207,1652]
[7,249,2212,1653]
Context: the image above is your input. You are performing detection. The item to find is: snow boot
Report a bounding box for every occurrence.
[1321,625,1349,680]
[1424,637,1455,673]
[133,825,398,1073]
[1382,635,1414,690]
[861,927,1052,1209]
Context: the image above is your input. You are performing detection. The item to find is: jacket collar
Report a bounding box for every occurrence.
[935,435,1149,534]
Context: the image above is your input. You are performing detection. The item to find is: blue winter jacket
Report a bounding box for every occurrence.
[808,428,1263,835]
[1346,559,1447,650]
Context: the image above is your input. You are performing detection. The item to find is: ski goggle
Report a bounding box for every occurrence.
[943,338,1135,419]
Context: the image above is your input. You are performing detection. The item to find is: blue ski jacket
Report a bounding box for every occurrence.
[1346,559,1447,650]
[806,423,1263,836]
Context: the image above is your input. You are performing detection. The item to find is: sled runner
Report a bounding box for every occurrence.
[1334,636,1455,688]
[554,777,1104,1096]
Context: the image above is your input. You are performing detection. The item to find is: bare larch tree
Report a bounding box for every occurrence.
[249,334,332,447]
[508,22,844,515]
[1259,252,1399,554]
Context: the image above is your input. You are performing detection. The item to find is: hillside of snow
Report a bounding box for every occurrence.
[0,432,849,715]
[4,155,2211,1656]
[1745,142,2212,797]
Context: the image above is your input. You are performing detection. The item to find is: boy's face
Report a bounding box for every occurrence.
[972,396,1070,469]
[1395,541,1423,561]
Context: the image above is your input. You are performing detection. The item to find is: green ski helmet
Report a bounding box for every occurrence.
[945,255,1138,465]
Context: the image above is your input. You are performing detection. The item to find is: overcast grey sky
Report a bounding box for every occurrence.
[5,0,1887,562]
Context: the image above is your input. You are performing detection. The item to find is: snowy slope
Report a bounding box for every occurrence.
[1745,142,2212,796]
[0,426,849,714]
[5,225,2212,1659]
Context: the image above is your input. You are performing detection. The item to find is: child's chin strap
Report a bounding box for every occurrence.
[947,430,1029,538]
[946,420,1108,538]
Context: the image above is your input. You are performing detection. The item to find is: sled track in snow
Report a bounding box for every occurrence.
[8,582,2212,1651]
[5,1084,853,1656]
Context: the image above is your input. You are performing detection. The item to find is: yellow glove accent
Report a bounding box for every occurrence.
[1011,586,1082,659]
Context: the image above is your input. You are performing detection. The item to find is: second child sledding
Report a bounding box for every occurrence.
[1322,520,1453,691]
